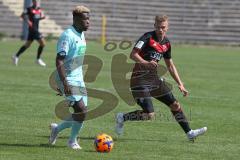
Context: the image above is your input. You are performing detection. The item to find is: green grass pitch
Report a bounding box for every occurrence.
[0,40,240,160]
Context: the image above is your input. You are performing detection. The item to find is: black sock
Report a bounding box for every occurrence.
[16,46,27,57]
[123,110,147,121]
[37,46,44,59]
[171,110,191,133]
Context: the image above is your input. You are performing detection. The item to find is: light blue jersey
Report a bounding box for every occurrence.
[56,26,87,104]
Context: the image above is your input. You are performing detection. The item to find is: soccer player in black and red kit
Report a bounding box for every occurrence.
[115,15,207,141]
[12,0,46,66]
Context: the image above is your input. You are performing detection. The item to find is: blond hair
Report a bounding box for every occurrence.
[72,5,90,16]
[155,15,168,23]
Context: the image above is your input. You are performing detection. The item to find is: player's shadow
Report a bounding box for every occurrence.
[38,135,120,142]
[115,137,168,143]
[0,143,65,148]
[53,136,166,142]
[84,150,99,153]
[38,135,164,142]
[37,135,96,140]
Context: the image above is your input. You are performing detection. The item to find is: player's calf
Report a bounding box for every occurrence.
[72,100,87,122]
[169,101,191,134]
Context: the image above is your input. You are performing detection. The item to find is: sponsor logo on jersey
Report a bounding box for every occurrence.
[135,41,144,49]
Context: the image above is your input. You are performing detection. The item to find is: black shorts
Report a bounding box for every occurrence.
[27,31,43,41]
[131,79,176,113]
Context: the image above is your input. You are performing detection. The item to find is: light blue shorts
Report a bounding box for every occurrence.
[56,79,88,106]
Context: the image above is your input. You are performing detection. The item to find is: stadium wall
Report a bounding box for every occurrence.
[0,0,240,45]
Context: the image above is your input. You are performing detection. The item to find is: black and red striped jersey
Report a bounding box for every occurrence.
[24,6,44,32]
[130,31,172,86]
[134,31,171,62]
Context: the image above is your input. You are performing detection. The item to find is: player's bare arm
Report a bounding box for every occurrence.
[164,58,188,96]
[20,12,32,28]
[130,48,158,68]
[20,12,25,19]
[40,11,46,20]
[56,55,71,95]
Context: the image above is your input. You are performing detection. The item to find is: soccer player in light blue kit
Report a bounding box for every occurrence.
[49,6,90,150]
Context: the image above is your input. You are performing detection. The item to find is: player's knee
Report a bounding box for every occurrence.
[40,43,45,47]
[72,100,87,122]
[169,101,181,111]
[39,39,46,47]
[41,43,46,47]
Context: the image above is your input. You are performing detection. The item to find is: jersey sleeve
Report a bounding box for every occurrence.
[134,33,151,50]
[56,33,71,57]
[163,43,172,59]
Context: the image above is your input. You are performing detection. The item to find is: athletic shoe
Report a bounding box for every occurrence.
[36,58,46,67]
[49,123,58,145]
[115,113,124,135]
[12,55,19,66]
[68,139,82,150]
[187,127,207,141]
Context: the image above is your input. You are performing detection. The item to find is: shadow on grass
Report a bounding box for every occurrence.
[84,150,98,153]
[38,135,167,143]
[114,137,168,142]
[37,135,96,140]
[0,143,65,148]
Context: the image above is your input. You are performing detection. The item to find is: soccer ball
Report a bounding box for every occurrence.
[94,133,114,152]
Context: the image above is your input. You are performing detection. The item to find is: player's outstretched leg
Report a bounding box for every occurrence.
[115,97,155,135]
[115,110,154,135]
[49,119,73,145]
[12,41,32,66]
[169,101,207,141]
